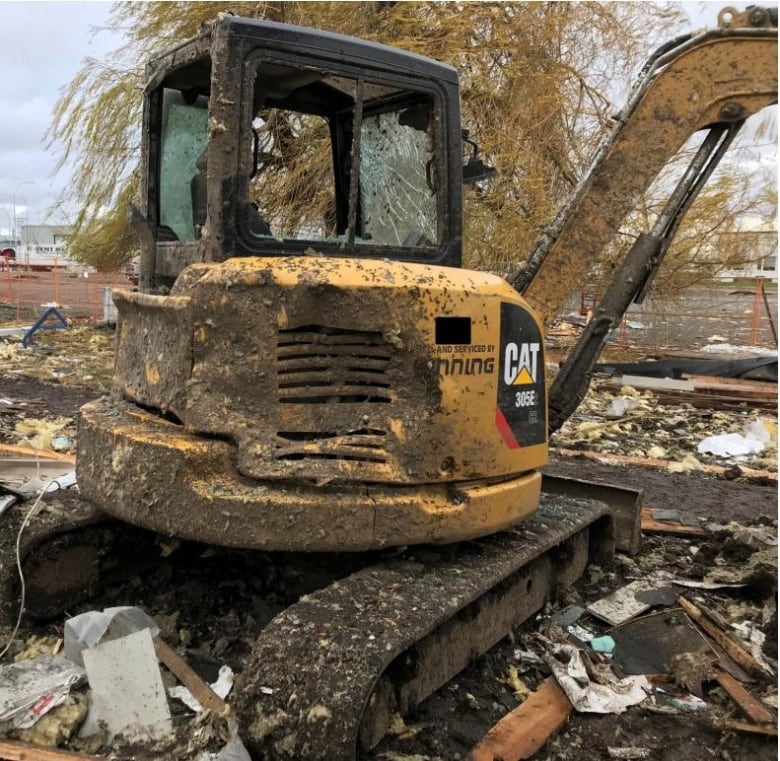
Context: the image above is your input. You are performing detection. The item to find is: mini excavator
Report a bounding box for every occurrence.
[1,7,776,760]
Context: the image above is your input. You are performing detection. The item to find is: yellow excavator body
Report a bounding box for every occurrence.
[78,256,548,549]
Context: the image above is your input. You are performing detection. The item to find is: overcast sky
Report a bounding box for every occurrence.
[0,2,116,234]
[0,1,775,235]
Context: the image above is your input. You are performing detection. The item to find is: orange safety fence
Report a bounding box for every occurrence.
[0,268,128,325]
[749,277,778,347]
[566,281,778,351]
[1,268,777,352]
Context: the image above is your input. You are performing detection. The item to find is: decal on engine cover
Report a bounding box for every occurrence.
[496,302,546,448]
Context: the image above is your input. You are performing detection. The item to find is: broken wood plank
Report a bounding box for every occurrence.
[617,374,695,391]
[715,670,776,725]
[684,374,778,396]
[469,677,572,761]
[0,739,103,760]
[554,449,777,482]
[0,443,75,463]
[653,390,777,412]
[719,719,778,736]
[153,637,227,715]
[641,508,705,536]
[677,596,772,679]
[601,379,776,411]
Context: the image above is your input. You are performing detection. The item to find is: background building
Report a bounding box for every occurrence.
[15,225,75,269]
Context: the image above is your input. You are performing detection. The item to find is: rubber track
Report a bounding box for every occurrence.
[234,495,614,760]
[0,496,104,624]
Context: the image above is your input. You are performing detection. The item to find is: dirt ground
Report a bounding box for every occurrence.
[0,331,776,761]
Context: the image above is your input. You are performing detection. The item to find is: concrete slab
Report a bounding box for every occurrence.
[81,628,171,742]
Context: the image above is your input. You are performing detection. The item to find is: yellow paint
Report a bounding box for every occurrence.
[97,255,549,547]
[144,363,160,385]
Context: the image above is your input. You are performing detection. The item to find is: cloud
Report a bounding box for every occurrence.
[0,2,120,225]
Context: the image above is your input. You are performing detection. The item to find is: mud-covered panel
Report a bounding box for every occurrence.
[114,257,548,487]
[113,289,193,418]
[496,302,546,448]
[182,262,433,483]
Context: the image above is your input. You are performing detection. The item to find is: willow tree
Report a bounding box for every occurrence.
[50,1,685,271]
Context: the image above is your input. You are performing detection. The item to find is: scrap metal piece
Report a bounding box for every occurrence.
[611,609,716,677]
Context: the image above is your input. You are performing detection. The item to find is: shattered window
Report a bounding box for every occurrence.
[243,60,440,252]
[158,89,209,242]
[359,106,437,247]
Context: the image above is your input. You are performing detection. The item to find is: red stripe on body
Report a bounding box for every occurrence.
[495,408,520,449]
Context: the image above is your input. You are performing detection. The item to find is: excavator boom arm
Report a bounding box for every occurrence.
[510,13,777,327]
[508,8,777,433]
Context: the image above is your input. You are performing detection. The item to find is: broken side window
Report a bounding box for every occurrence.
[158,89,209,242]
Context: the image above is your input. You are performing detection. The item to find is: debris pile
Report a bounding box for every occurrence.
[421,517,777,761]
[0,327,114,391]
[554,382,777,474]
[0,607,249,761]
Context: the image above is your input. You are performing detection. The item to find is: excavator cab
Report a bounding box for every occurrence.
[143,15,466,289]
[77,16,549,552]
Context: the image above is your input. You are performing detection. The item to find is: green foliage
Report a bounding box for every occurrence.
[52,1,695,273]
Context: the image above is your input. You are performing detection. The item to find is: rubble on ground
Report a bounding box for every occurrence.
[0,327,776,760]
[0,327,114,390]
[554,382,778,473]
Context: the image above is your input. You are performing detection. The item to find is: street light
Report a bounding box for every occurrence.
[12,180,35,245]
[0,207,11,238]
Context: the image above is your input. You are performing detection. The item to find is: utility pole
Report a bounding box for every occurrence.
[12,180,35,248]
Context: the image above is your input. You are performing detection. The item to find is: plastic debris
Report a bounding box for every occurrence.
[697,419,775,460]
[606,397,640,418]
[0,655,85,731]
[51,435,73,452]
[568,623,598,644]
[666,692,708,712]
[170,665,235,712]
[590,636,616,655]
[64,606,160,667]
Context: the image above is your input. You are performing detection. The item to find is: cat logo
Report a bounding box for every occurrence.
[497,304,545,448]
[503,342,540,386]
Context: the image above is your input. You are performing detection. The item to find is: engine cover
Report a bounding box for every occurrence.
[77,256,549,549]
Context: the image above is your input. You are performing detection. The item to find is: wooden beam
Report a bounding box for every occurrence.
[469,678,572,761]
[153,638,227,715]
[677,596,772,679]
[553,449,777,482]
[0,740,102,760]
[0,444,75,463]
[641,508,705,536]
[720,719,778,736]
[715,670,776,725]
[683,375,778,400]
